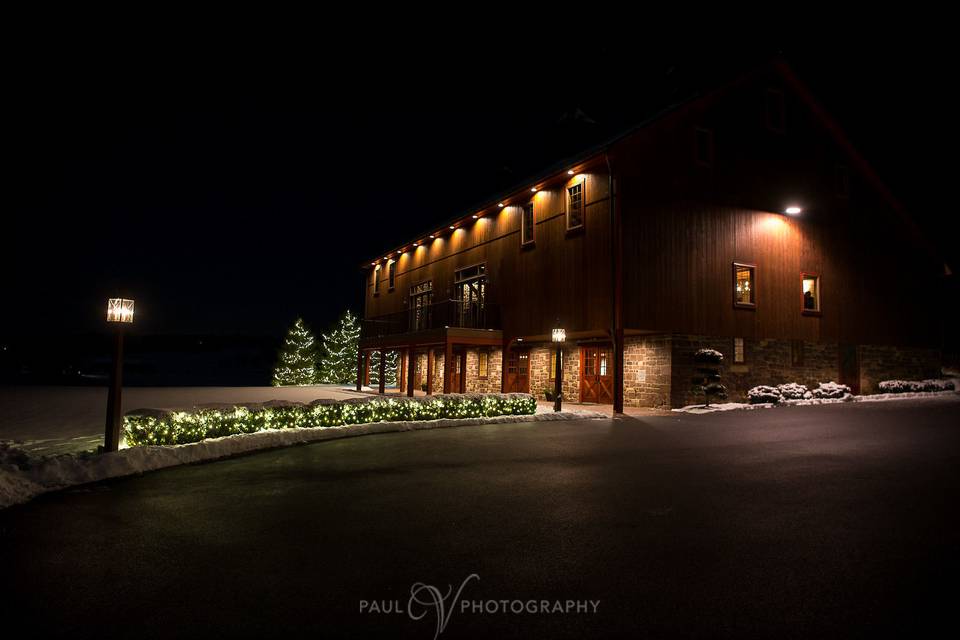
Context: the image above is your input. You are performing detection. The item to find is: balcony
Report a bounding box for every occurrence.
[361,299,501,340]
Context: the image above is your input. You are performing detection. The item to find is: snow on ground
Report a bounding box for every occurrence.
[0,385,366,457]
[674,389,960,413]
[0,409,605,510]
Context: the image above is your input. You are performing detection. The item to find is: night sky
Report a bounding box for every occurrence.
[6,36,957,343]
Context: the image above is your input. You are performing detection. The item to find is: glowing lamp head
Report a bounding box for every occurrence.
[472,214,478,219]
[429,234,435,239]
[106,298,134,324]
[552,327,566,343]
[498,203,504,208]
[567,169,575,175]
[785,206,802,215]
[449,225,455,230]
[530,187,537,192]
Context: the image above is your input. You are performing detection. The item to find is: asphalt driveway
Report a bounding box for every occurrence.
[2,397,958,638]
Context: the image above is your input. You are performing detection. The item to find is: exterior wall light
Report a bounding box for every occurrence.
[498,203,504,208]
[567,169,575,175]
[785,206,802,215]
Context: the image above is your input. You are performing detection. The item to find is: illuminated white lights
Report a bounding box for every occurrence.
[530,187,537,192]
[498,203,504,208]
[552,328,566,343]
[785,206,802,215]
[449,225,455,230]
[429,234,435,239]
[472,214,478,219]
[567,169,575,175]
[106,298,135,323]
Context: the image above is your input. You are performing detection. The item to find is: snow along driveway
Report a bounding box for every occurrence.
[0,385,366,456]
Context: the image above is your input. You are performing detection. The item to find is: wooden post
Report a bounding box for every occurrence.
[103,327,125,452]
[443,341,453,394]
[426,348,434,395]
[553,345,563,412]
[378,348,386,395]
[398,351,406,395]
[459,351,467,393]
[356,349,363,391]
[364,352,371,387]
[407,348,416,397]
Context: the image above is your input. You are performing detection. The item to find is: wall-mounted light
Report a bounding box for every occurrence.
[429,234,435,239]
[530,187,537,192]
[567,169,575,175]
[785,206,802,215]
[498,203,504,208]
[472,214,478,219]
[449,225,455,230]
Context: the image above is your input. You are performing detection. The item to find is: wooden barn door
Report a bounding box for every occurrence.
[504,348,530,393]
[838,344,860,395]
[580,345,614,404]
[449,350,466,393]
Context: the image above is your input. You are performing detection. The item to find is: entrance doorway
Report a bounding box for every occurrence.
[504,348,530,393]
[449,350,466,393]
[580,345,614,404]
[838,343,860,394]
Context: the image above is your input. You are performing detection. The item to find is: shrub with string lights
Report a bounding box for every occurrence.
[124,393,538,446]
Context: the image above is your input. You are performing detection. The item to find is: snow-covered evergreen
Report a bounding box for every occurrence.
[272,318,318,386]
[317,310,361,384]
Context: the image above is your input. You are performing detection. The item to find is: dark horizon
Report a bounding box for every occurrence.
[6,39,958,344]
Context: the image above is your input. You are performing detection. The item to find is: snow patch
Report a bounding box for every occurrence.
[0,410,604,510]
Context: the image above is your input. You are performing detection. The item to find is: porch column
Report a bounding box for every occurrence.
[443,341,453,394]
[425,348,433,395]
[363,352,371,387]
[378,348,386,395]
[356,349,363,391]
[407,347,416,397]
[398,351,406,395]
[459,350,467,393]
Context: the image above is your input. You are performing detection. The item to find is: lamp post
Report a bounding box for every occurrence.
[104,298,134,452]
[551,324,565,412]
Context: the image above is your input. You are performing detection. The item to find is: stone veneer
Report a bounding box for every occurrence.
[464,348,503,394]
[623,335,673,409]
[859,344,940,394]
[528,345,579,401]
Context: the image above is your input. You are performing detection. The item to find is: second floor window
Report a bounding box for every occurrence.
[521,202,535,246]
[388,260,396,290]
[802,273,821,314]
[733,263,756,308]
[409,281,433,331]
[567,182,584,230]
[478,351,488,378]
[455,263,486,328]
[373,265,381,294]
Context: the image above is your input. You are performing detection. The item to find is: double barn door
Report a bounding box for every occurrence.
[579,345,613,404]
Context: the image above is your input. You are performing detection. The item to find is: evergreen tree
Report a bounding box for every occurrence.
[317,310,361,384]
[691,348,727,407]
[369,350,399,387]
[272,318,318,386]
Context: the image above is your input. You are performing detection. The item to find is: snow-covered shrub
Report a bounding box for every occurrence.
[747,385,781,404]
[878,379,955,393]
[692,348,727,407]
[777,383,810,400]
[124,393,537,446]
[810,382,851,399]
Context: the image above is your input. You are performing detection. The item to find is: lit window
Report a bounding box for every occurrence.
[802,273,820,314]
[733,263,756,308]
[599,351,608,376]
[388,260,396,290]
[373,265,381,294]
[549,350,563,380]
[478,351,488,378]
[521,202,535,246]
[695,127,714,167]
[567,182,584,230]
[765,88,785,133]
[734,338,745,364]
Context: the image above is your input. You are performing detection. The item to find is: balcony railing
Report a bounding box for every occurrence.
[361,299,501,338]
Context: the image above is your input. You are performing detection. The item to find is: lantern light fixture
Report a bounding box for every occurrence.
[106,298,135,323]
[552,327,566,343]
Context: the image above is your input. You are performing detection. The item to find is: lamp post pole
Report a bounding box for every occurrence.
[104,298,134,452]
[552,324,565,412]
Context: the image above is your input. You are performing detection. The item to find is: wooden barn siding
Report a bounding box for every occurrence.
[364,173,612,338]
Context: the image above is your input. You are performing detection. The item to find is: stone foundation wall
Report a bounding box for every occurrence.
[430,351,444,394]
[670,335,839,407]
[859,344,941,394]
[623,335,673,409]
[464,348,503,394]
[529,346,579,401]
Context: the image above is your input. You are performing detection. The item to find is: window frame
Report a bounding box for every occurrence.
[566,180,585,232]
[373,265,381,295]
[521,201,535,247]
[801,272,821,316]
[478,350,489,379]
[765,88,786,133]
[387,260,396,291]
[732,262,757,310]
[694,127,714,168]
